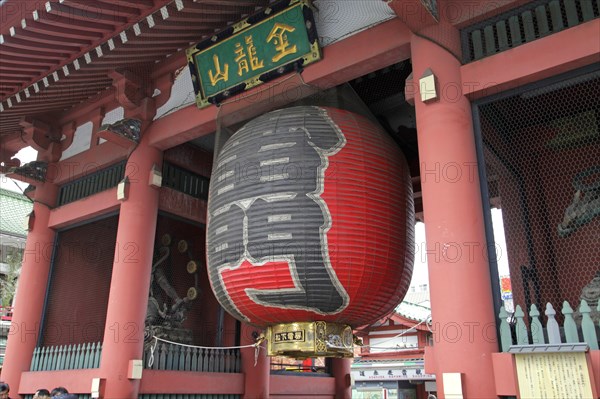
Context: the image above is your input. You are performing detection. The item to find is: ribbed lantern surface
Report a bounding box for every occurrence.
[207,106,414,328]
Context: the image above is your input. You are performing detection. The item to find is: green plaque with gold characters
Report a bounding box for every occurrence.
[186,0,321,108]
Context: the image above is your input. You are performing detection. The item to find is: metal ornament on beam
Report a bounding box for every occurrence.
[186,0,321,108]
[266,321,354,359]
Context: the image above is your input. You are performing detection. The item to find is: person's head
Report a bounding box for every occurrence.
[0,382,9,399]
[51,387,68,397]
[34,389,51,399]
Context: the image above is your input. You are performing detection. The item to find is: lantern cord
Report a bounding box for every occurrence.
[147,334,265,368]
[147,336,158,368]
[357,316,432,349]
[152,334,264,350]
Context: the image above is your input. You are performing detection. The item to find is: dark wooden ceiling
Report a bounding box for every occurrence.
[0,0,270,153]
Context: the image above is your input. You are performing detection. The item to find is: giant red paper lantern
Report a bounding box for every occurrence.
[207,106,414,357]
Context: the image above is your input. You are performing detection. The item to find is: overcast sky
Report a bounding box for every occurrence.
[0,146,37,193]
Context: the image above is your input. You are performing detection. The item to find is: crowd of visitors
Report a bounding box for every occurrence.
[0,383,78,399]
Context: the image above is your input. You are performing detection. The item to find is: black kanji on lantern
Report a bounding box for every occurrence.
[207,107,349,322]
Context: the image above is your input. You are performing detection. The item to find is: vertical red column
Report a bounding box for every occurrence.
[331,357,351,399]
[2,181,57,396]
[411,32,498,397]
[99,139,162,398]
[240,323,269,399]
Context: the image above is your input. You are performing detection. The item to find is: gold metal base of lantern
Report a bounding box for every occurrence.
[266,321,354,359]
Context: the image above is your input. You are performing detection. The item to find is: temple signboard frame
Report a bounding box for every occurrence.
[186,0,321,108]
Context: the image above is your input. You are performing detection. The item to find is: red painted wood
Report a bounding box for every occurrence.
[356,311,430,361]
[361,349,425,360]
[18,369,100,396]
[48,188,120,229]
[96,128,138,150]
[49,142,127,186]
[0,0,174,99]
[139,370,244,394]
[240,323,270,399]
[58,89,119,127]
[411,31,497,397]
[590,350,600,398]
[388,0,530,31]
[65,1,141,18]
[158,188,207,226]
[357,317,429,333]
[0,0,273,146]
[1,182,58,395]
[424,346,435,375]
[269,375,335,397]
[163,143,213,178]
[461,19,600,100]
[147,18,412,150]
[40,215,118,347]
[98,140,162,398]
[0,0,48,36]
[367,333,419,340]
[491,353,518,397]
[331,358,351,399]
[24,21,104,40]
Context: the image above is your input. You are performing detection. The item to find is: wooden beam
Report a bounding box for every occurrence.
[147,18,412,150]
[461,19,600,100]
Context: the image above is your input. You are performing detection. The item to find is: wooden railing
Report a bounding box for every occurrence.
[30,341,240,373]
[57,161,125,206]
[461,0,600,62]
[143,342,241,373]
[498,300,600,351]
[162,161,210,200]
[30,342,102,371]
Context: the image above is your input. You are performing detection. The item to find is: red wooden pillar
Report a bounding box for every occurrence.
[411,32,498,397]
[1,181,57,397]
[240,323,270,399]
[331,358,351,399]
[99,138,162,398]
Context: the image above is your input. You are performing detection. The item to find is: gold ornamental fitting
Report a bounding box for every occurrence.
[178,240,188,253]
[161,234,172,246]
[187,287,198,300]
[186,260,198,274]
[266,321,353,359]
